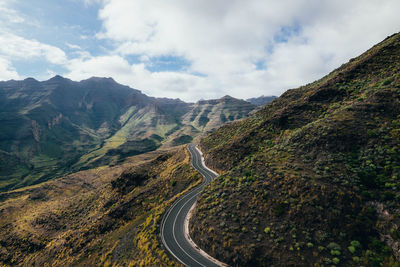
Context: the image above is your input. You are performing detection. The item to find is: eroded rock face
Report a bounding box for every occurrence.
[0,75,257,191]
[372,201,400,262]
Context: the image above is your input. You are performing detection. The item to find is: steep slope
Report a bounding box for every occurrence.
[0,76,171,190]
[246,95,277,106]
[0,148,200,266]
[181,95,256,133]
[0,76,256,191]
[190,32,400,266]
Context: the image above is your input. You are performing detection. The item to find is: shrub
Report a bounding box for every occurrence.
[350,240,361,249]
[327,242,341,251]
[332,257,340,264]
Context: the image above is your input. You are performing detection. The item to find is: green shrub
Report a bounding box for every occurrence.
[332,257,340,264]
[350,240,361,249]
[383,78,393,86]
[327,242,341,251]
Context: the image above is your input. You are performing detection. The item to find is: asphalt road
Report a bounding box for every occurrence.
[161,143,221,267]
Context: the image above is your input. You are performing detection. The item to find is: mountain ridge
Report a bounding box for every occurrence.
[0,76,256,191]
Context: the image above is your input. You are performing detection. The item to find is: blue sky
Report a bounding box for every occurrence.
[0,0,399,101]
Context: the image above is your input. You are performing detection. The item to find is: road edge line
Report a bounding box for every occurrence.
[195,145,219,176]
[184,202,229,267]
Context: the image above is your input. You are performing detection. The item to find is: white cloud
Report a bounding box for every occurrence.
[0,1,24,25]
[90,0,400,101]
[66,43,82,50]
[1,0,399,101]
[0,32,67,65]
[0,1,68,77]
[0,57,20,80]
[65,54,211,101]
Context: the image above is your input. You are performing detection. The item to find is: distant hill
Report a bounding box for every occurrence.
[191,32,400,265]
[246,95,277,106]
[0,76,256,191]
[182,95,256,133]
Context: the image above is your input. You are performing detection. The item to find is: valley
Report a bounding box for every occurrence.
[0,77,257,192]
[0,27,399,267]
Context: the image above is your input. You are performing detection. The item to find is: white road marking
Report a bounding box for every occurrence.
[160,144,226,267]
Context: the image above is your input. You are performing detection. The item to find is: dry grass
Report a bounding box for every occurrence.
[0,147,200,266]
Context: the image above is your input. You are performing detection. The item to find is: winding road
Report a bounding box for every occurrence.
[161,143,224,267]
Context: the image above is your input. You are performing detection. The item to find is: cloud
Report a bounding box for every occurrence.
[1,0,399,101]
[0,1,24,25]
[0,2,68,79]
[0,32,67,65]
[65,54,211,101]
[90,0,400,101]
[0,2,68,68]
[0,57,20,80]
[66,43,82,50]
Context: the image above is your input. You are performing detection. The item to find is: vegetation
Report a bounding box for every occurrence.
[0,76,255,192]
[246,95,277,106]
[190,32,400,266]
[0,147,200,266]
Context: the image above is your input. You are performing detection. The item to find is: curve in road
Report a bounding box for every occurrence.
[161,143,224,267]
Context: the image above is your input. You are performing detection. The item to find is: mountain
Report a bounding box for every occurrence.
[0,77,256,191]
[181,95,256,133]
[190,32,400,266]
[246,95,277,106]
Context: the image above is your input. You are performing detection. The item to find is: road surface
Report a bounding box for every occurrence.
[161,143,222,267]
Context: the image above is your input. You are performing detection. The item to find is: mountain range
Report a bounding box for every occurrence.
[0,76,257,191]
[1,29,399,267]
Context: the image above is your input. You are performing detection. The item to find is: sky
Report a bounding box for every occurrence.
[0,0,399,102]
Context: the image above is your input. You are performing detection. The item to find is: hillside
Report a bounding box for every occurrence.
[181,95,256,133]
[0,77,256,191]
[0,147,199,266]
[246,95,277,106]
[190,32,400,266]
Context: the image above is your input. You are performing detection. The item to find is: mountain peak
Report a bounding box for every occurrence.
[46,75,73,83]
[85,76,116,83]
[23,77,39,83]
[49,75,64,80]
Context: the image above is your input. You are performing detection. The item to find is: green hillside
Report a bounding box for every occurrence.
[190,32,400,266]
[0,77,256,191]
